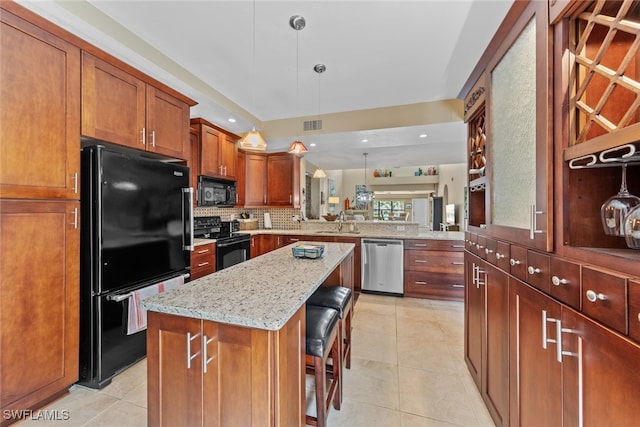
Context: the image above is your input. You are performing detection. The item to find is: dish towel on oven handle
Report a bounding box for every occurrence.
[126,275,184,335]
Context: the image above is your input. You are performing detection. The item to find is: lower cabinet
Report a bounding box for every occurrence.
[464,254,509,426]
[404,239,465,300]
[190,242,215,280]
[147,306,305,427]
[0,200,79,417]
[509,276,640,426]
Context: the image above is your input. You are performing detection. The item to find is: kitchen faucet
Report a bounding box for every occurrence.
[337,210,346,232]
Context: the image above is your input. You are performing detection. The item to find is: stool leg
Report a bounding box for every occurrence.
[344,308,352,369]
[331,333,341,411]
[315,355,326,427]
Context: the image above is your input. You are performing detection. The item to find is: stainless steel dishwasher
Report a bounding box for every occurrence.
[361,238,404,295]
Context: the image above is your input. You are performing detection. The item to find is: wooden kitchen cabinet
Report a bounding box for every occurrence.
[0,200,80,417]
[236,151,246,206]
[190,118,238,180]
[243,153,268,207]
[464,253,509,426]
[0,8,80,200]
[147,306,305,427]
[266,153,300,208]
[82,52,192,160]
[403,239,464,300]
[190,243,216,280]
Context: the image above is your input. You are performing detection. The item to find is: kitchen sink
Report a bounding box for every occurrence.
[314,230,361,234]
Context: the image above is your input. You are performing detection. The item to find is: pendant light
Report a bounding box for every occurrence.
[238,0,267,151]
[356,152,375,204]
[288,15,308,156]
[311,64,327,178]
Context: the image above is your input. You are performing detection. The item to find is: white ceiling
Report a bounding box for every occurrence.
[17,0,513,170]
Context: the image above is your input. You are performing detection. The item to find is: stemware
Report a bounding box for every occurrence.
[623,205,640,249]
[600,164,640,236]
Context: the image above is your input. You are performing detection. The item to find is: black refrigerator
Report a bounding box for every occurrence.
[79,145,193,388]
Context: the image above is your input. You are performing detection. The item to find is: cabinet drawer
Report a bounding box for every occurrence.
[484,237,497,263]
[191,243,215,279]
[509,245,528,281]
[476,235,487,260]
[549,257,581,311]
[527,251,550,293]
[404,250,464,273]
[629,279,640,343]
[404,239,465,251]
[404,271,464,300]
[466,232,478,254]
[494,240,511,271]
[581,266,628,335]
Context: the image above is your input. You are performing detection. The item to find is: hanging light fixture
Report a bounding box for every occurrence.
[312,168,327,178]
[288,15,308,156]
[356,152,375,204]
[238,0,267,151]
[310,63,327,178]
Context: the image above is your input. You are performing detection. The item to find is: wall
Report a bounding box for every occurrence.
[436,163,467,226]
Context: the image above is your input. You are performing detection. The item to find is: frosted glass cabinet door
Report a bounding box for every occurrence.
[487,1,552,252]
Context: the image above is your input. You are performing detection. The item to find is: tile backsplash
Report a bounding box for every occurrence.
[195,207,303,230]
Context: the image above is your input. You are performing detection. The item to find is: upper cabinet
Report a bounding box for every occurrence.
[553,0,640,272]
[464,1,553,251]
[190,118,238,181]
[82,52,192,160]
[0,9,80,200]
[238,151,300,208]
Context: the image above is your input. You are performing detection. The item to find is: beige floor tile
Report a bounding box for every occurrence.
[83,400,146,427]
[351,328,398,365]
[327,399,402,427]
[397,336,460,375]
[396,317,447,341]
[353,310,397,336]
[398,366,487,426]
[355,300,397,317]
[400,412,464,427]
[342,357,400,410]
[98,359,147,400]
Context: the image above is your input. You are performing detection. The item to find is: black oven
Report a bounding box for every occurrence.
[194,217,251,270]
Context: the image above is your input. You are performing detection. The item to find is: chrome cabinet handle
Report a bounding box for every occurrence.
[495,252,505,260]
[530,204,544,239]
[476,243,484,250]
[586,290,607,303]
[415,243,427,247]
[485,248,494,255]
[197,248,210,254]
[415,260,427,263]
[186,332,200,369]
[203,335,216,374]
[528,266,541,274]
[452,244,465,248]
[71,208,78,229]
[452,261,464,265]
[150,130,156,147]
[415,281,427,285]
[197,262,209,267]
[510,258,521,266]
[551,275,568,286]
[141,127,146,145]
[73,172,78,194]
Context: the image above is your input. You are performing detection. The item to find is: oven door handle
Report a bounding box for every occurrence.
[183,187,195,251]
[216,240,247,248]
[107,292,133,302]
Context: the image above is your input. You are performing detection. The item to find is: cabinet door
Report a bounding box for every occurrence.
[267,154,299,207]
[200,125,222,178]
[561,307,640,427]
[0,200,79,412]
[236,151,246,206]
[146,86,190,160]
[465,254,484,389]
[486,1,553,251]
[244,154,267,206]
[147,312,203,427]
[219,133,237,179]
[509,278,562,427]
[0,13,80,199]
[483,262,509,426]
[81,52,146,149]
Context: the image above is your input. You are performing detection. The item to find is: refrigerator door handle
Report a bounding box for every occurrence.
[183,187,195,251]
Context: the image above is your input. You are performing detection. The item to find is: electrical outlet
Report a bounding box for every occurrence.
[397,225,405,231]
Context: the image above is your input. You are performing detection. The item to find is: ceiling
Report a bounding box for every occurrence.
[17,0,514,170]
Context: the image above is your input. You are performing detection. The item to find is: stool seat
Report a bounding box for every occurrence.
[307,286,352,318]
[306,305,340,358]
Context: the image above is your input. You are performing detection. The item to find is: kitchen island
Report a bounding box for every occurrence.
[142,241,355,427]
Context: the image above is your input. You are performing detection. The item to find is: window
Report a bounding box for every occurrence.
[373,200,406,220]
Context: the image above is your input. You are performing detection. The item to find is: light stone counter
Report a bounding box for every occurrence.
[243,228,464,241]
[142,241,355,331]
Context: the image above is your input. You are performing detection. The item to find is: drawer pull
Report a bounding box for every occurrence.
[495,252,505,260]
[452,284,464,288]
[528,266,541,274]
[198,262,209,267]
[485,248,494,254]
[415,281,427,285]
[415,260,427,263]
[451,261,464,265]
[510,258,521,266]
[551,275,568,286]
[197,249,210,254]
[452,245,465,248]
[586,289,607,303]
[476,244,484,250]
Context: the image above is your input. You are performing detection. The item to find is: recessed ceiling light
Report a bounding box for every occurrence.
[361,139,368,143]
[228,118,236,123]
[310,143,317,147]
[419,134,427,138]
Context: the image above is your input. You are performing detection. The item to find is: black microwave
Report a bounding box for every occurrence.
[197,176,237,207]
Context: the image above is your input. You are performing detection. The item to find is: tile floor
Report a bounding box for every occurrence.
[15,294,494,426]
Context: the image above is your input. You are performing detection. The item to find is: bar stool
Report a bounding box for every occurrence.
[305,305,342,427]
[307,286,353,370]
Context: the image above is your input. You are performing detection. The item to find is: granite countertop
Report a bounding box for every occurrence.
[244,228,464,241]
[142,241,355,331]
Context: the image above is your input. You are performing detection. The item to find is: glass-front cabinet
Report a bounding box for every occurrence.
[465,0,553,252]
